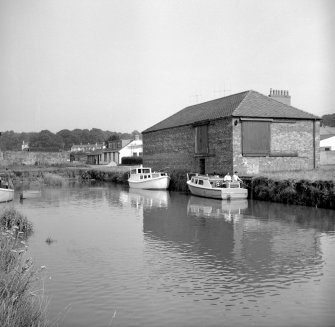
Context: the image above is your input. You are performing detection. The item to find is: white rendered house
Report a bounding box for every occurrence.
[320,135,335,165]
[102,135,143,165]
[320,135,335,151]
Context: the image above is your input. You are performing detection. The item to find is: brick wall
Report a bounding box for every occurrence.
[143,118,234,174]
[206,118,233,174]
[233,120,320,175]
[143,126,195,171]
[0,151,70,166]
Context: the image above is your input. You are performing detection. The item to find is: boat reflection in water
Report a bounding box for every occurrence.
[187,196,248,222]
[127,188,170,210]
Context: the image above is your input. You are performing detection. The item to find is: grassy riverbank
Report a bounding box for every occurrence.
[250,177,335,209]
[0,208,48,327]
[249,167,335,209]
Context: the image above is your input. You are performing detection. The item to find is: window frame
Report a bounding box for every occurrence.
[194,122,209,155]
[240,118,299,157]
[241,119,272,157]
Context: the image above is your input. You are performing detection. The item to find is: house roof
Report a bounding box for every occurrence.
[104,139,142,153]
[321,134,335,141]
[320,135,335,146]
[142,90,320,133]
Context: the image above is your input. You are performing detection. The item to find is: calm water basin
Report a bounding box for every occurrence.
[2,182,335,327]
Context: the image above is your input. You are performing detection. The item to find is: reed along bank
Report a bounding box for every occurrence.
[0,208,48,327]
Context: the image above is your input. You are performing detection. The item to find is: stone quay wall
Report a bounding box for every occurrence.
[0,151,70,166]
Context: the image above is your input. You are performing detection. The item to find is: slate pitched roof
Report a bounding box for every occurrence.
[142,90,320,133]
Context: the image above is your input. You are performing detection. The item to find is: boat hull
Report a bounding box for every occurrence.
[128,176,170,190]
[187,182,247,200]
[0,188,14,203]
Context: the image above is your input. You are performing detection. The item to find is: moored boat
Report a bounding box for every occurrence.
[186,173,247,200]
[128,166,170,190]
[0,175,14,203]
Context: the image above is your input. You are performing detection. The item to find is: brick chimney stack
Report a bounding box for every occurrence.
[268,88,291,106]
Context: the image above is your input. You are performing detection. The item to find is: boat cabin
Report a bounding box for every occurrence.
[130,167,152,175]
[129,167,168,181]
[190,175,241,189]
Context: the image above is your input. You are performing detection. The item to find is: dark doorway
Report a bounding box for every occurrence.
[199,158,205,174]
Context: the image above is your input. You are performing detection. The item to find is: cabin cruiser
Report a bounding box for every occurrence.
[128,166,170,190]
[186,173,247,200]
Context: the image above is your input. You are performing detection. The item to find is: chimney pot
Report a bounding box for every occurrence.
[268,88,291,105]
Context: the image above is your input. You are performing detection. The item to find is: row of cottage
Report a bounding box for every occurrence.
[71,135,143,166]
[76,89,327,175]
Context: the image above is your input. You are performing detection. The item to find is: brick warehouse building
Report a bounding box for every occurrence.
[142,90,320,175]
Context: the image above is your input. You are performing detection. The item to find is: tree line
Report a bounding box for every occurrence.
[321,113,335,127]
[0,128,141,152]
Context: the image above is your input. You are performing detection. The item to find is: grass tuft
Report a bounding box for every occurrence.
[45,236,56,245]
[43,173,67,186]
[0,208,33,236]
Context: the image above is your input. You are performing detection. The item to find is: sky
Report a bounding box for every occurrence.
[0,0,334,134]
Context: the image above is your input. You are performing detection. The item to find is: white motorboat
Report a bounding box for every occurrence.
[0,175,14,203]
[186,173,247,200]
[128,166,170,190]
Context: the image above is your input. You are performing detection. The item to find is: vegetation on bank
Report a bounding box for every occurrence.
[250,177,335,209]
[80,169,129,183]
[0,207,33,234]
[168,170,189,192]
[43,173,67,186]
[0,208,48,327]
